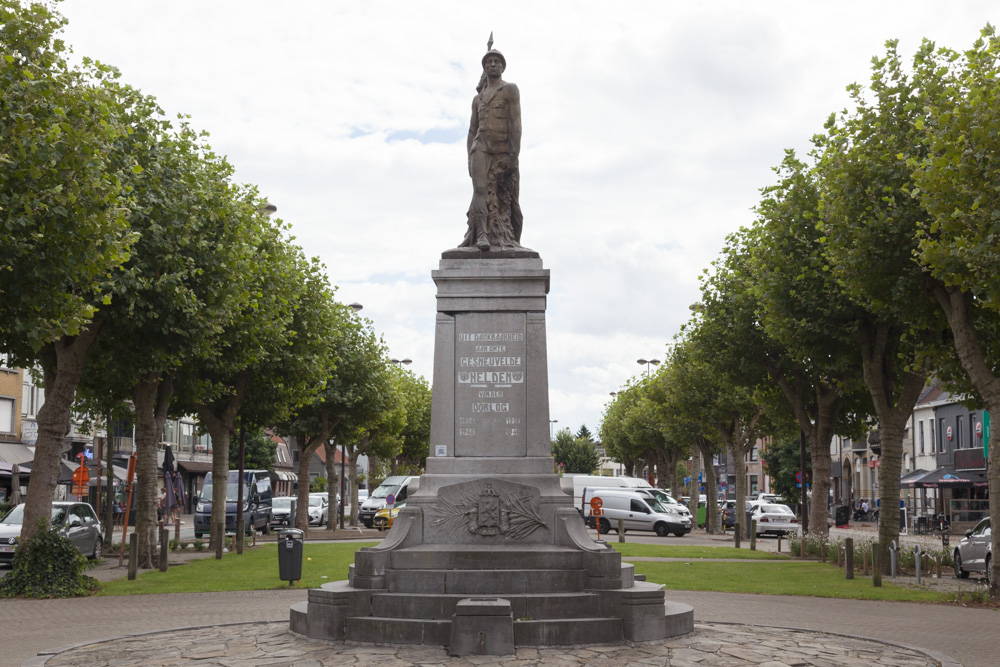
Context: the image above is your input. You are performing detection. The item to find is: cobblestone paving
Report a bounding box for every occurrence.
[41,622,938,666]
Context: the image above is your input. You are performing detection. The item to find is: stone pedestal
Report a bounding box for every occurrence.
[289,254,693,653]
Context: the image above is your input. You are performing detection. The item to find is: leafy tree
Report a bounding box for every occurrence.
[909,27,1000,598]
[551,428,599,474]
[816,39,951,570]
[392,370,432,475]
[228,429,277,472]
[760,435,810,505]
[1,0,134,546]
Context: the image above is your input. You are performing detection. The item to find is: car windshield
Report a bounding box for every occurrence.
[371,484,400,500]
[273,497,292,510]
[0,504,70,525]
[647,499,669,513]
[200,481,250,502]
[761,504,793,514]
[309,496,324,507]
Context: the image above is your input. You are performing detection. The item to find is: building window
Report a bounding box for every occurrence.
[930,420,936,454]
[0,353,13,371]
[749,447,758,462]
[956,416,964,449]
[918,421,924,454]
[162,420,178,445]
[749,474,759,496]
[0,397,14,434]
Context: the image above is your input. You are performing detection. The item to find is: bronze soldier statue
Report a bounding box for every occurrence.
[460,35,523,251]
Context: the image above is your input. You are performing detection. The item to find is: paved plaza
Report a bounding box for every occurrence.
[33,620,943,667]
[2,527,995,666]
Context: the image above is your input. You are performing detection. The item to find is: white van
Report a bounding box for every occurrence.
[637,488,692,522]
[571,475,651,515]
[583,488,691,537]
[359,475,417,528]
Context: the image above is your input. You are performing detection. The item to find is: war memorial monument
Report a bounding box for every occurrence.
[290,36,694,656]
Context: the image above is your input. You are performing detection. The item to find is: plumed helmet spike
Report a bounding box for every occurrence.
[487,32,494,52]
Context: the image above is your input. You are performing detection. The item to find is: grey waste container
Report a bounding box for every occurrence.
[278,528,303,584]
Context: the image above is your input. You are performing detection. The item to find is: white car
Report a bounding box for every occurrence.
[307,494,328,526]
[749,503,800,537]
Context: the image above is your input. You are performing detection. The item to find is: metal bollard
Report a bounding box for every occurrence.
[889,540,897,578]
[845,538,854,580]
[159,528,169,572]
[128,532,138,580]
[618,518,625,544]
[914,545,922,585]
[750,520,757,551]
[872,541,881,587]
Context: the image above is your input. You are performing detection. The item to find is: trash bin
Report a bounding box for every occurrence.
[277,528,303,584]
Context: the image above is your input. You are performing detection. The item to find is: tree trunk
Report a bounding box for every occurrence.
[698,439,719,533]
[20,327,100,547]
[930,284,1000,599]
[294,437,320,534]
[131,373,174,569]
[349,446,360,527]
[688,452,701,522]
[324,441,338,532]
[732,444,748,525]
[195,373,248,555]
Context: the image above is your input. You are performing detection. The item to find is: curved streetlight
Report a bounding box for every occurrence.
[348,302,363,312]
[390,358,413,366]
[339,299,363,530]
[637,358,660,377]
[549,419,558,439]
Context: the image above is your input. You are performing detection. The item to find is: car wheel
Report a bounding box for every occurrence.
[91,537,103,561]
[954,550,968,579]
[673,531,686,537]
[262,517,270,535]
[598,518,611,534]
[195,532,204,539]
[655,523,669,537]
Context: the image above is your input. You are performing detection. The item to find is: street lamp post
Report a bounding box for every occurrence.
[390,358,413,366]
[636,358,661,377]
[549,419,558,439]
[340,302,363,530]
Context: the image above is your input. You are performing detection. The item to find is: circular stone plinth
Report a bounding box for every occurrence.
[35,621,945,666]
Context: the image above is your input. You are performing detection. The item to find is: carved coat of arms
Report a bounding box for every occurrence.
[431,479,545,539]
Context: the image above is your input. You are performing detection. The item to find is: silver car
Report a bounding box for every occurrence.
[954,516,991,584]
[0,502,104,564]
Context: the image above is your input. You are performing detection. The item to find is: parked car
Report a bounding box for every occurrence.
[373,501,405,531]
[749,503,800,537]
[194,469,273,538]
[270,496,296,529]
[0,502,103,564]
[359,476,416,528]
[953,516,991,584]
[636,488,693,521]
[718,500,737,530]
[357,489,369,504]
[582,488,691,537]
[307,494,328,526]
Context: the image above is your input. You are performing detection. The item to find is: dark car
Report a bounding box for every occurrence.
[0,501,104,564]
[954,516,991,584]
[719,500,737,530]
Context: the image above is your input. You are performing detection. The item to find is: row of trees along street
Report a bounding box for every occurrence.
[0,1,431,571]
[601,29,1000,601]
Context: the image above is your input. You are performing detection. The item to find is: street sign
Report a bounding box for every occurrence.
[984,411,991,458]
[590,508,603,517]
[589,497,603,510]
[795,471,803,484]
[72,466,90,486]
[385,494,396,507]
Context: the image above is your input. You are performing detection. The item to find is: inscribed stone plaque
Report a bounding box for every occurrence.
[454,312,527,457]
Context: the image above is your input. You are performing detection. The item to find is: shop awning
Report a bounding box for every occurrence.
[899,468,931,486]
[178,460,214,474]
[273,470,297,483]
[0,443,35,464]
[904,466,989,489]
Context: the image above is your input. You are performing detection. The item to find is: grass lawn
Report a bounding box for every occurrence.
[98,541,953,604]
[610,543,787,560]
[633,559,950,603]
[99,542,379,596]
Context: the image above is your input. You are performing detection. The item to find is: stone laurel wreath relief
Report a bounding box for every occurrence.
[430,479,546,539]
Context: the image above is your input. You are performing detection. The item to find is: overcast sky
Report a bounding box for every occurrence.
[57,0,998,439]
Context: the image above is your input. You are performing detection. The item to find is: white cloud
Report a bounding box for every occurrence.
[58,0,1000,436]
